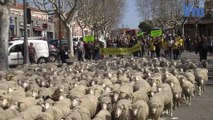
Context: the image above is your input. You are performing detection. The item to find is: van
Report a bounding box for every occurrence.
[8,40,49,65]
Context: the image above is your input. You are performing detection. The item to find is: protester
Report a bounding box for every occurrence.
[58,45,69,64]
[93,41,100,60]
[197,35,209,61]
[150,38,156,58]
[154,37,161,59]
[172,37,180,60]
[28,42,36,64]
[139,38,145,57]
[185,35,191,52]
[168,36,174,59]
[77,40,85,61]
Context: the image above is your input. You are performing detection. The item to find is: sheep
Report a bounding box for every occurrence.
[0,108,19,120]
[182,80,196,106]
[131,90,149,103]
[194,68,208,96]
[133,79,151,92]
[182,72,196,84]
[113,99,132,120]
[164,75,180,89]
[198,60,208,68]
[67,85,87,100]
[71,94,99,118]
[148,73,162,87]
[36,99,71,120]
[0,97,18,110]
[171,85,182,110]
[149,83,173,119]
[16,97,38,112]
[129,100,149,120]
[92,110,111,120]
[9,105,42,120]
[51,86,65,101]
[65,107,91,120]
[111,84,133,104]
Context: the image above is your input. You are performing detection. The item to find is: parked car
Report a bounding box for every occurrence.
[48,38,80,55]
[48,44,58,63]
[8,40,49,65]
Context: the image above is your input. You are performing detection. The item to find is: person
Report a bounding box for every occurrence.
[93,41,100,60]
[197,36,209,61]
[77,40,85,61]
[28,42,36,64]
[172,38,180,60]
[168,36,174,59]
[154,37,161,59]
[150,38,156,58]
[58,45,69,64]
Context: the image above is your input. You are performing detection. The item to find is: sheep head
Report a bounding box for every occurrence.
[114,104,126,118]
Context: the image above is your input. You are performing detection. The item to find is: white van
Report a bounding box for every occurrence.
[8,40,49,65]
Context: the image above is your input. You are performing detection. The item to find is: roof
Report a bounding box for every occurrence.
[9,3,43,13]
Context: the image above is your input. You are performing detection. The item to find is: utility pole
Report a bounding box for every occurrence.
[58,0,62,47]
[23,0,29,64]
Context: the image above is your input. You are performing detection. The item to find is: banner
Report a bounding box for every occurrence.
[137,31,144,37]
[100,43,141,55]
[151,30,162,37]
[83,36,95,42]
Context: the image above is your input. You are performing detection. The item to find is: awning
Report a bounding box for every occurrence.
[33,26,42,31]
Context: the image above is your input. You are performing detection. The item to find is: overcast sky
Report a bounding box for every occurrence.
[119,0,141,29]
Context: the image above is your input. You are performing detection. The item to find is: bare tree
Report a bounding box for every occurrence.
[33,0,82,57]
[136,0,204,36]
[0,0,13,71]
[77,0,125,38]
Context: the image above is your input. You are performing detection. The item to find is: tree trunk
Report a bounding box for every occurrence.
[0,6,9,71]
[182,25,185,37]
[66,26,74,57]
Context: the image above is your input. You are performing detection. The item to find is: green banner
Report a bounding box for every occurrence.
[100,43,141,55]
[151,30,162,37]
[137,31,144,37]
[83,36,95,42]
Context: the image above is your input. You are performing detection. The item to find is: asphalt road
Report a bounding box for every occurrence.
[162,52,213,120]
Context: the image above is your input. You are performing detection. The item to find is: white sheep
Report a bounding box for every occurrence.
[92,109,111,120]
[132,90,149,103]
[113,99,132,120]
[65,107,91,120]
[17,97,38,112]
[71,94,99,118]
[182,80,196,106]
[36,99,71,120]
[194,68,208,96]
[149,83,173,119]
[171,85,182,110]
[130,100,149,120]
[9,105,42,120]
[133,79,151,92]
[0,108,19,120]
[182,72,196,84]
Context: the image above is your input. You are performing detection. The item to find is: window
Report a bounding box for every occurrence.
[10,44,23,53]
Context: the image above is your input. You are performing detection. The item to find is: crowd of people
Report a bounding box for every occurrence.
[57,34,212,63]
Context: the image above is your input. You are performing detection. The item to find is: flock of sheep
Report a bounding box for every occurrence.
[0,57,209,120]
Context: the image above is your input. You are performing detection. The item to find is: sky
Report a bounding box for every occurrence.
[119,0,141,29]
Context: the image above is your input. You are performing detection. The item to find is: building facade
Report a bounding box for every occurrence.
[9,3,55,40]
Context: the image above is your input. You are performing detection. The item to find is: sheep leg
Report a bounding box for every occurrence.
[187,96,191,106]
[198,86,202,96]
[169,101,173,117]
